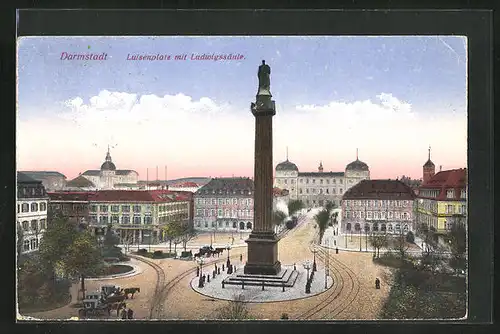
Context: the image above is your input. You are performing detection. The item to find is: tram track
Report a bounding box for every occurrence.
[295,245,361,320]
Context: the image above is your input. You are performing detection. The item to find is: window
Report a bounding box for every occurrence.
[40,219,46,230]
[320,179,323,184]
[339,179,343,184]
[306,179,309,184]
[306,189,309,194]
[204,222,208,228]
[90,205,97,212]
[133,205,141,213]
[197,222,201,227]
[364,224,370,232]
[312,179,316,184]
[100,216,109,224]
[340,188,343,193]
[17,204,20,213]
[333,179,336,184]
[23,240,30,251]
[395,212,400,219]
[111,205,119,212]
[30,203,38,212]
[233,198,237,205]
[326,189,329,194]
[462,205,466,215]
[326,179,330,184]
[366,211,372,219]
[111,215,119,224]
[100,205,108,212]
[133,216,141,224]
[22,221,29,231]
[31,220,38,231]
[319,189,323,194]
[388,224,393,232]
[332,189,336,194]
[461,189,467,199]
[144,216,152,224]
[299,189,303,194]
[40,202,47,211]
[447,189,455,199]
[284,179,288,185]
[122,215,130,224]
[218,209,223,217]
[381,224,386,232]
[447,205,454,214]
[346,223,351,231]
[212,221,216,228]
[354,223,361,231]
[319,200,324,206]
[373,222,379,231]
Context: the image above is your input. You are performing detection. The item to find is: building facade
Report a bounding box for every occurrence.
[17,172,49,254]
[193,177,255,232]
[416,168,467,234]
[272,187,290,213]
[80,148,139,190]
[274,150,370,207]
[19,171,67,192]
[86,190,191,244]
[48,192,94,225]
[341,179,416,235]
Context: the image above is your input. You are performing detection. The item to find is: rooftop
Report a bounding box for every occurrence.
[17,172,41,184]
[20,171,66,179]
[342,179,416,200]
[195,177,254,196]
[298,171,345,177]
[88,190,191,203]
[418,168,467,201]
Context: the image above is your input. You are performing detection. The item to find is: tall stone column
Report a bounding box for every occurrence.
[244,62,281,275]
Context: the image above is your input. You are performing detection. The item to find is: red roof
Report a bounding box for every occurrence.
[88,190,190,203]
[48,192,96,202]
[342,180,416,200]
[418,168,467,201]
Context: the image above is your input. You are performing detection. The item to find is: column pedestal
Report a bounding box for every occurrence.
[244,232,281,275]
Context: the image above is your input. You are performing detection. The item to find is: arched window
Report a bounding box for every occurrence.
[364,224,370,232]
[388,224,393,232]
[40,202,47,211]
[395,223,401,233]
[373,222,379,232]
[246,222,252,230]
[403,224,409,232]
[22,221,29,231]
[354,223,361,231]
[346,223,351,231]
[233,221,237,228]
[239,222,245,230]
[21,203,28,212]
[31,203,38,212]
[380,223,386,232]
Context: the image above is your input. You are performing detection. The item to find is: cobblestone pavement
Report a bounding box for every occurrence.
[160,212,392,320]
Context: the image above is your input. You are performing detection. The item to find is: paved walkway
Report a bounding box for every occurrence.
[190,265,333,303]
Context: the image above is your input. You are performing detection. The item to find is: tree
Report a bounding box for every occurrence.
[180,224,197,251]
[62,230,103,278]
[287,199,305,218]
[369,233,389,258]
[390,229,410,259]
[215,294,253,320]
[314,209,330,243]
[102,225,122,258]
[162,221,183,253]
[446,215,467,275]
[39,215,78,274]
[406,231,415,244]
[272,210,287,234]
[17,223,24,261]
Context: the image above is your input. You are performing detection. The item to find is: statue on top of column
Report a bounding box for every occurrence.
[257,60,271,94]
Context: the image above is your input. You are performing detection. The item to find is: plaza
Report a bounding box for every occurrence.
[22,209,392,320]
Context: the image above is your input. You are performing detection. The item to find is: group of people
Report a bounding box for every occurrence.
[117,303,134,319]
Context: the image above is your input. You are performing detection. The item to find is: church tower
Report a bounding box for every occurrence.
[100,145,117,189]
[423,145,435,184]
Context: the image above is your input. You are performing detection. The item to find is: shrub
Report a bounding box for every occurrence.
[406,231,415,244]
[280,313,289,320]
[153,250,163,258]
[181,251,193,258]
[137,248,148,254]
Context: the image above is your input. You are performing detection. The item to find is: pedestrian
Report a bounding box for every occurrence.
[120,308,127,319]
[127,308,134,319]
[240,254,243,262]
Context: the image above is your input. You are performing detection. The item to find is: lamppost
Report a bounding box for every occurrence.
[365,227,368,251]
[310,244,318,272]
[226,244,231,269]
[197,257,205,288]
[325,239,330,289]
[302,260,312,281]
[359,226,362,251]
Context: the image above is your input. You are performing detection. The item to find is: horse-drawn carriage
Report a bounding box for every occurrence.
[78,299,111,318]
[193,245,225,259]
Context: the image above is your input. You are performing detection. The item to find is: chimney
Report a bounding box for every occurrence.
[439,165,442,172]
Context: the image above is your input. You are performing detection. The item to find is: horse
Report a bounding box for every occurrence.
[194,252,201,259]
[123,287,140,299]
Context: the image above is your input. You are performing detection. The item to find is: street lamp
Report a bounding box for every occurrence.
[325,239,330,289]
[197,257,205,288]
[302,260,312,281]
[359,226,362,251]
[310,244,318,272]
[226,244,232,270]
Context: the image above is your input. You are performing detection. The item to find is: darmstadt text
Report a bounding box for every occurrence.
[60,52,108,60]
[126,53,245,61]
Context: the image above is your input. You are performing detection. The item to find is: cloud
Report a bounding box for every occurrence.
[17,90,467,180]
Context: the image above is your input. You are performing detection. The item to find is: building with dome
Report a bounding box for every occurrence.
[79,148,139,190]
[274,149,370,207]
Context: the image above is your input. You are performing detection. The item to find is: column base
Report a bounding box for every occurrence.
[244,232,281,275]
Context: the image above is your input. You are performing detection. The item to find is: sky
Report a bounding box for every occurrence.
[17,36,467,181]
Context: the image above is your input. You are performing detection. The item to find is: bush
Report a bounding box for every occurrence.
[280,313,289,319]
[406,231,415,244]
[181,251,193,258]
[137,248,148,254]
[153,250,163,258]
